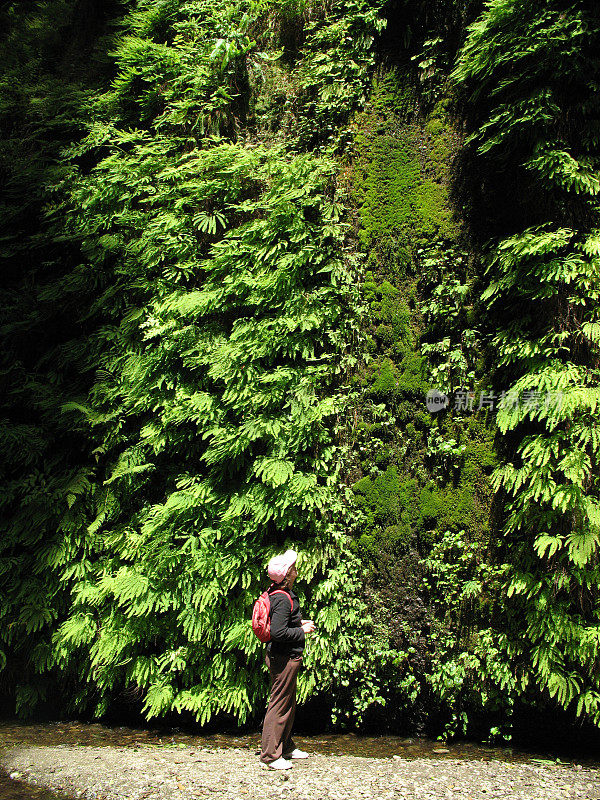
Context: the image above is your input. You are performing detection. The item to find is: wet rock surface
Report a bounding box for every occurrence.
[2,744,600,800]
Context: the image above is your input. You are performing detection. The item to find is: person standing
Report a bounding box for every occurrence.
[260,549,316,770]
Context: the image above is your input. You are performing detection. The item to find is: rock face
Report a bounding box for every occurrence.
[2,745,600,800]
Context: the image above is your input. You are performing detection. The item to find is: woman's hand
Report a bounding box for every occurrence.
[301,620,315,634]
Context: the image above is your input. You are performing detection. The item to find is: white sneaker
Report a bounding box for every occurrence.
[283,748,309,759]
[267,757,292,770]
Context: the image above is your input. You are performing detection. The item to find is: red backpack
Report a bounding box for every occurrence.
[251,586,292,642]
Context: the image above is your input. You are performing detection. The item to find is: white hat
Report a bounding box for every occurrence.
[267,549,297,582]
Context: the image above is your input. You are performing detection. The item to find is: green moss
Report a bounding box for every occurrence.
[367,422,392,439]
[363,272,379,301]
[368,70,416,118]
[405,422,417,440]
[379,279,399,298]
[364,350,424,399]
[366,358,399,399]
[373,467,403,522]
[353,466,416,525]
[397,351,426,394]
[363,274,420,399]
[418,485,447,523]
[350,73,496,569]
[375,446,392,467]
[425,117,444,136]
[375,323,395,344]
[380,291,411,339]
[413,426,495,546]
[354,475,375,497]
[382,523,412,549]
[365,335,377,354]
[419,412,433,429]
[462,441,496,487]
[353,74,459,255]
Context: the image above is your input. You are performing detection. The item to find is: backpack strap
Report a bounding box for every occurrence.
[268,587,293,611]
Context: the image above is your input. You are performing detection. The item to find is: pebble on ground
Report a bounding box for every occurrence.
[2,744,600,800]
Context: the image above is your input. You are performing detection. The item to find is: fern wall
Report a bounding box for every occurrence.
[1,0,600,742]
[0,0,393,727]
[454,0,600,730]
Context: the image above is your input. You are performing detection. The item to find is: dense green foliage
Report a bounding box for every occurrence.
[1,0,600,741]
[454,0,600,725]
[0,0,119,714]
[0,0,389,724]
[346,67,502,737]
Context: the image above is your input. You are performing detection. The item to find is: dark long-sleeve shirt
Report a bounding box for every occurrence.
[267,585,305,658]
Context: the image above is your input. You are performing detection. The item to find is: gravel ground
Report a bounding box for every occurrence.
[2,744,600,800]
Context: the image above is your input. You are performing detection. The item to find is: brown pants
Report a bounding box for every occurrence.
[260,652,302,764]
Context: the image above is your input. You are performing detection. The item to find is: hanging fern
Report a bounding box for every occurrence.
[454,0,600,725]
[0,0,387,725]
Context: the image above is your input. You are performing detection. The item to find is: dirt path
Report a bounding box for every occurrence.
[2,743,600,800]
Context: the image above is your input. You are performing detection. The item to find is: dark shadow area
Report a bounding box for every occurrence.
[0,771,67,800]
[376,0,482,71]
[510,703,600,762]
[0,0,128,717]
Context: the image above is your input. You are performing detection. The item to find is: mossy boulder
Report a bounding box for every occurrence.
[352,75,460,260]
[353,466,418,553]
[414,423,496,546]
[397,351,426,394]
[365,358,399,399]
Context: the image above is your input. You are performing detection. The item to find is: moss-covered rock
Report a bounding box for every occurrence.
[352,466,418,556]
[352,75,459,261]
[347,68,498,733]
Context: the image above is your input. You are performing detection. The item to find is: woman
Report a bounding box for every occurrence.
[260,549,315,770]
